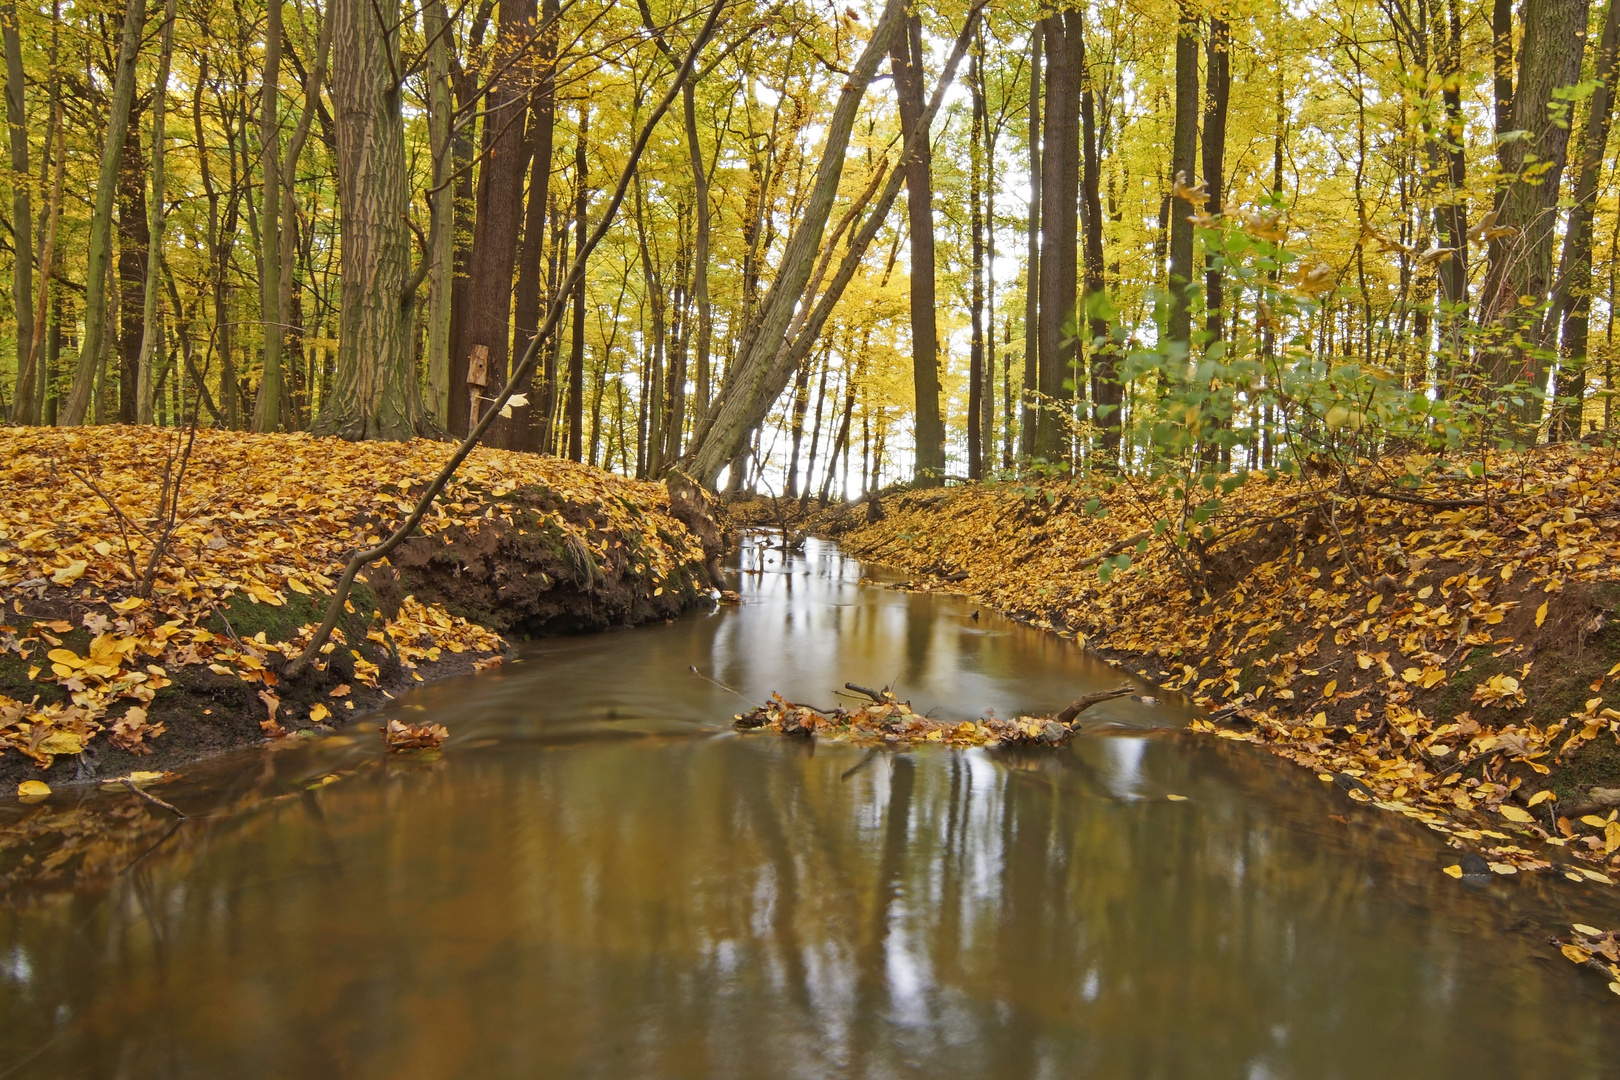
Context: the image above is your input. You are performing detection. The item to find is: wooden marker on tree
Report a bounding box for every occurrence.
[467,344,490,432]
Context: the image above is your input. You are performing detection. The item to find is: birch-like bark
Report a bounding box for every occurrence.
[136,0,178,424]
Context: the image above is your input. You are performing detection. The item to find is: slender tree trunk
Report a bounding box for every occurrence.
[60,0,146,425]
[1020,23,1041,460]
[314,0,423,440]
[801,344,830,509]
[422,0,454,428]
[253,0,283,430]
[1201,10,1229,344]
[1433,0,1469,379]
[1035,11,1081,462]
[680,0,907,486]
[1166,2,1200,355]
[968,46,985,480]
[890,12,945,484]
[1079,17,1115,466]
[786,352,812,497]
[1551,0,1620,437]
[135,0,177,425]
[1,0,31,422]
[567,105,588,462]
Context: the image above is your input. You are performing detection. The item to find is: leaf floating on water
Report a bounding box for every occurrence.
[1574,924,1605,937]
[1165,794,1189,802]
[383,718,449,752]
[1563,944,1594,964]
[1442,864,1464,879]
[1498,805,1534,823]
[16,780,50,799]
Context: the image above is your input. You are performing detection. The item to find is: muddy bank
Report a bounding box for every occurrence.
[0,428,727,790]
[816,449,1620,881]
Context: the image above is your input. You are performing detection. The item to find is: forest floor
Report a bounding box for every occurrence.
[803,445,1620,892]
[0,426,723,793]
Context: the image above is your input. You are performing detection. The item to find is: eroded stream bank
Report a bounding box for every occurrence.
[3,536,1620,1078]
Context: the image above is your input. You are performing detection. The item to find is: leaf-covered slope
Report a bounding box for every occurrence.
[830,448,1620,880]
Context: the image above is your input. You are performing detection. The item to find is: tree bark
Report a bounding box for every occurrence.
[1034,10,1080,462]
[1020,23,1041,460]
[1551,0,1620,437]
[891,12,945,485]
[567,105,588,462]
[1,0,31,422]
[1482,0,1591,410]
[135,0,177,425]
[314,0,424,440]
[252,0,284,430]
[506,0,558,450]
[968,45,985,480]
[1080,16,1117,465]
[679,0,907,486]
[1166,2,1200,355]
[60,0,146,425]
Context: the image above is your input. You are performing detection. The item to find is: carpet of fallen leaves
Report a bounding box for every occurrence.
[737,692,1100,746]
[829,446,1620,887]
[0,426,708,773]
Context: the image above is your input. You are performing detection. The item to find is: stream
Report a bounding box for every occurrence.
[3,535,1620,1077]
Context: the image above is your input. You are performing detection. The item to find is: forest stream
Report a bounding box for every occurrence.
[4,534,1620,1078]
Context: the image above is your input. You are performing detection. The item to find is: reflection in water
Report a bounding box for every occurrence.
[2,537,1620,1078]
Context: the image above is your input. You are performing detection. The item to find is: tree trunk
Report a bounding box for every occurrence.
[457,0,537,438]
[135,0,177,425]
[506,0,558,451]
[679,0,906,487]
[422,0,454,428]
[1079,17,1116,465]
[1,0,31,422]
[1200,11,1229,344]
[60,0,146,426]
[567,105,588,462]
[1483,0,1591,411]
[1020,24,1041,460]
[1551,0,1620,438]
[1166,2,1200,355]
[1433,0,1469,374]
[891,12,945,485]
[1035,11,1081,462]
[968,46,985,480]
[253,0,283,430]
[314,0,423,440]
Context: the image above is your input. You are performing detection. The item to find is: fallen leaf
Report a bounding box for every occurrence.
[17,780,50,799]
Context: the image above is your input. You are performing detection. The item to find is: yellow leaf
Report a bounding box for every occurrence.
[1582,814,1610,828]
[1357,653,1373,670]
[1535,601,1548,627]
[93,540,113,556]
[1442,864,1463,878]
[1366,594,1382,614]
[1563,944,1593,964]
[1581,868,1615,884]
[46,648,82,667]
[1402,667,1423,683]
[1322,680,1338,699]
[17,780,50,799]
[1498,805,1534,823]
[1607,821,1620,854]
[1488,862,1518,875]
[37,731,84,755]
[1611,982,1620,997]
[287,577,312,595]
[1574,923,1604,936]
[1166,794,1188,802]
[310,703,331,723]
[111,596,146,613]
[1527,790,1555,806]
[50,559,87,585]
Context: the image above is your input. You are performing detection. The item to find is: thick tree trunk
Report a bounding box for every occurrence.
[458,0,537,437]
[2,0,31,422]
[422,0,454,427]
[891,12,945,485]
[1034,11,1081,462]
[1482,0,1591,410]
[1020,24,1041,460]
[314,0,423,440]
[1551,0,1620,437]
[506,0,558,451]
[1166,2,1200,355]
[60,0,146,425]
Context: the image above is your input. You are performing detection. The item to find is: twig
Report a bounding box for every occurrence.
[119,777,187,819]
[1055,683,1136,724]
[844,681,886,703]
[689,665,754,703]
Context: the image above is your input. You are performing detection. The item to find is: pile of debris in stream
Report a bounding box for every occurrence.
[735,682,1141,747]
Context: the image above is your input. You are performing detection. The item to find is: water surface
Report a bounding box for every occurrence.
[3,536,1618,1078]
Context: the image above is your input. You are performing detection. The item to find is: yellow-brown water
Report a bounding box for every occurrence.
[3,537,1619,1077]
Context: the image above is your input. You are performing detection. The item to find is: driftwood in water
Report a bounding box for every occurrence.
[1055,684,1136,724]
